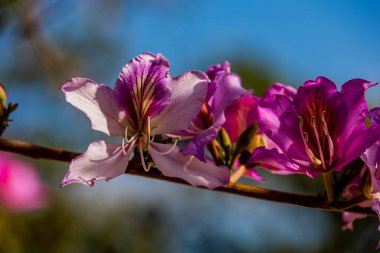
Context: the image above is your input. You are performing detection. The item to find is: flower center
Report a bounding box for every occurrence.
[189,102,213,132]
[121,116,180,172]
[298,111,334,170]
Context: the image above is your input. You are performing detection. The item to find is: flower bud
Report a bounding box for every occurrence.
[0,81,7,108]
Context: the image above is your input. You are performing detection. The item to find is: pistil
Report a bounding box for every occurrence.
[311,115,326,169]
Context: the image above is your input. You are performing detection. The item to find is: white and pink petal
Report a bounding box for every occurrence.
[61,141,134,187]
[149,142,229,189]
[61,77,124,136]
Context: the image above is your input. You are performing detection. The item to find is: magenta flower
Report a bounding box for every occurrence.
[0,152,47,212]
[341,108,380,248]
[61,53,229,189]
[182,62,249,161]
[250,77,380,178]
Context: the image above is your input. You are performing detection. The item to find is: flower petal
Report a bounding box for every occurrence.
[149,142,229,189]
[61,141,133,187]
[61,78,123,136]
[151,71,208,135]
[114,53,172,130]
[341,79,377,133]
[210,73,249,126]
[258,93,309,162]
[223,95,258,143]
[247,147,310,176]
[263,82,297,99]
[181,127,217,161]
[335,124,380,172]
[341,212,367,231]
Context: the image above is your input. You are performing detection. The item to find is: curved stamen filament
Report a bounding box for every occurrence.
[121,137,137,156]
[298,116,316,165]
[139,137,149,172]
[150,137,180,155]
[321,111,334,166]
[311,116,326,169]
[189,121,204,132]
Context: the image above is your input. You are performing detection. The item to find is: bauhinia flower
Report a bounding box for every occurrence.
[249,77,380,178]
[181,61,249,161]
[61,53,229,189]
[0,152,47,212]
[341,108,380,248]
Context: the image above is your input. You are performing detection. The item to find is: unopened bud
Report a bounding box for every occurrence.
[219,127,231,149]
[0,81,6,108]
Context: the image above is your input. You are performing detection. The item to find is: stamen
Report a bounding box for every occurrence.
[298,116,315,164]
[121,137,136,156]
[321,111,334,166]
[149,138,180,155]
[139,138,149,172]
[190,121,204,132]
[311,115,326,169]
[147,116,151,139]
[150,129,155,142]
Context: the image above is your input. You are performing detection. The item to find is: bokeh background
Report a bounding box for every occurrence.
[0,0,380,252]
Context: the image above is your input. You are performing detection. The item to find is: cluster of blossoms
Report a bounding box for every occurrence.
[62,53,380,246]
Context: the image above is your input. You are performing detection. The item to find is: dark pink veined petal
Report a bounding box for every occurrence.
[223,95,258,143]
[114,53,172,131]
[294,76,348,141]
[258,93,309,162]
[335,120,380,172]
[341,79,377,134]
[60,141,134,187]
[149,142,230,189]
[181,127,218,162]
[152,71,208,135]
[61,78,124,136]
[247,147,311,176]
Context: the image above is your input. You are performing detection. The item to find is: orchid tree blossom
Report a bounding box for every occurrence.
[181,62,250,161]
[342,108,380,247]
[61,53,229,189]
[0,152,47,212]
[249,77,380,180]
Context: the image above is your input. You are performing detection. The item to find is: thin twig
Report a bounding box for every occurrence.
[0,138,375,216]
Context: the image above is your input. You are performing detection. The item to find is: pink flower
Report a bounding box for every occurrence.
[0,152,47,212]
[61,53,229,189]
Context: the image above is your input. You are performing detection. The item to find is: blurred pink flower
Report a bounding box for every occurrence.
[0,152,47,212]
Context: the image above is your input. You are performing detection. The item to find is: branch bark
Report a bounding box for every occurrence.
[0,138,375,216]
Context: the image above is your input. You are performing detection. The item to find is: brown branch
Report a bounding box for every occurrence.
[0,138,376,216]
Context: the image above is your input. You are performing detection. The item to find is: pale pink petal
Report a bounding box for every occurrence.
[61,77,124,136]
[152,71,208,135]
[61,141,133,187]
[149,142,229,189]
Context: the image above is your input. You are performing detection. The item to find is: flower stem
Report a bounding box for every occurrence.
[0,137,376,217]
